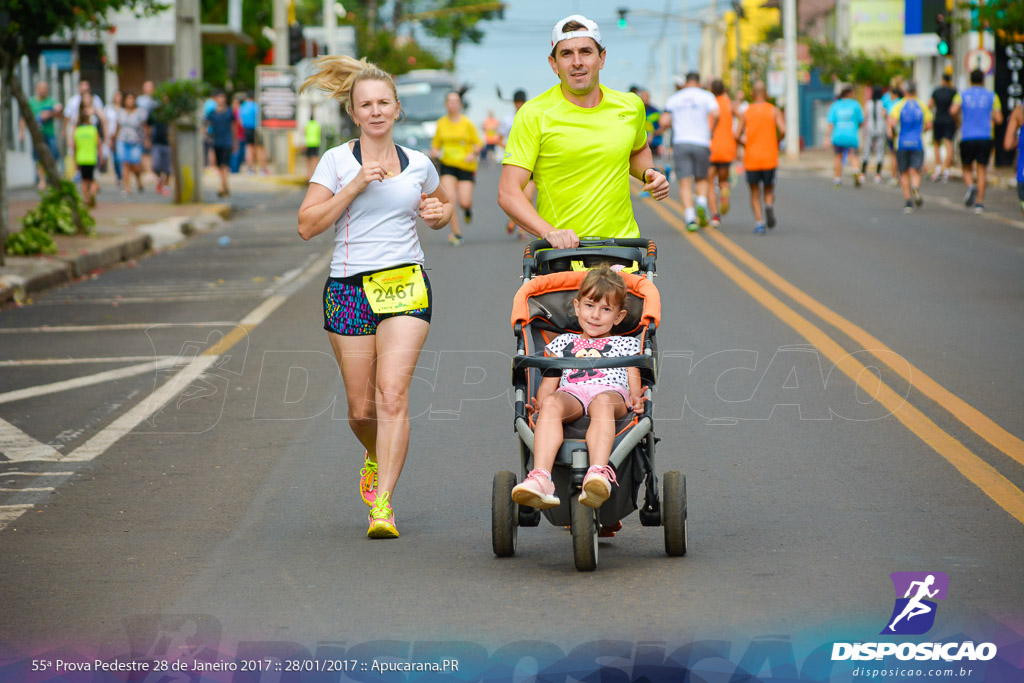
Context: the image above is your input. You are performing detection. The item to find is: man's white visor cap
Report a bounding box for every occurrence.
[550,14,605,50]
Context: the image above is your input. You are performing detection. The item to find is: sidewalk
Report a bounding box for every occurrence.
[780,145,1018,189]
[0,169,306,306]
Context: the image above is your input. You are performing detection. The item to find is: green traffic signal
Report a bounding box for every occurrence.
[617,7,628,29]
[938,40,950,56]
[618,17,627,29]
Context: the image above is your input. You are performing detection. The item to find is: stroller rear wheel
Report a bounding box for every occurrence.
[491,471,519,557]
[570,492,598,571]
[663,470,688,557]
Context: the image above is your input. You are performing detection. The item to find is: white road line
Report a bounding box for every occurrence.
[0,357,182,406]
[0,322,237,334]
[0,356,180,367]
[0,419,61,462]
[0,487,54,492]
[63,355,218,462]
[0,504,35,530]
[0,471,74,476]
[8,250,330,465]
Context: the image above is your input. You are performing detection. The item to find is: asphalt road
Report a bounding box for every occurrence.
[0,164,1022,678]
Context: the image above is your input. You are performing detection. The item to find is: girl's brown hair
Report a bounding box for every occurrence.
[300,55,398,117]
[577,263,627,310]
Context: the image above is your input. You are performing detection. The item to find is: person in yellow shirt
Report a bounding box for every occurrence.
[304,118,322,180]
[73,106,102,207]
[498,14,669,249]
[431,92,482,245]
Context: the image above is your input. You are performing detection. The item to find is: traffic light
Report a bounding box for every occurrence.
[617,8,628,29]
[935,12,953,56]
[288,23,304,64]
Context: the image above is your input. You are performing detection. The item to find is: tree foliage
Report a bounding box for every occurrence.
[807,41,911,86]
[418,0,502,67]
[956,0,1024,39]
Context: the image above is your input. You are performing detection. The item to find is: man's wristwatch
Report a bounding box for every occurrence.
[642,167,664,183]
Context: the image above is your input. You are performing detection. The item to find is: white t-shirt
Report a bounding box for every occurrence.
[499,112,516,141]
[310,141,440,278]
[663,86,719,147]
[545,333,640,391]
[65,93,105,129]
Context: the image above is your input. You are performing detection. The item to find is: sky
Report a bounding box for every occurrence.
[413,0,719,125]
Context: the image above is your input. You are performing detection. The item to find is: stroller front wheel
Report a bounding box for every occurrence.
[570,492,599,571]
[663,470,688,557]
[492,471,519,557]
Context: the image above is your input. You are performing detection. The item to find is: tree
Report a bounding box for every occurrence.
[956,0,1024,39]
[0,0,165,258]
[418,0,502,68]
[806,41,911,87]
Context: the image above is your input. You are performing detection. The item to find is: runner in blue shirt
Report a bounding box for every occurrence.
[1003,102,1024,222]
[950,70,1004,214]
[826,86,865,187]
[888,82,933,214]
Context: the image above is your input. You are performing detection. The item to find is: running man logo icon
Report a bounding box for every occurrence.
[881,572,949,635]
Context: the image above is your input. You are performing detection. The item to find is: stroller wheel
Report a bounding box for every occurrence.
[570,492,598,571]
[491,471,519,557]
[663,470,688,557]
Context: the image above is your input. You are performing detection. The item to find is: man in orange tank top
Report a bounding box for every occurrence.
[735,81,786,234]
[708,80,736,227]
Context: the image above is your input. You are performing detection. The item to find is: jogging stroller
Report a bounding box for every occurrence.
[491,238,688,571]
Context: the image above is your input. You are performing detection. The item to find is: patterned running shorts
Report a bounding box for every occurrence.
[323,266,432,336]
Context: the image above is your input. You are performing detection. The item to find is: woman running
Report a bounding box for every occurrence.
[431,91,481,245]
[298,56,453,539]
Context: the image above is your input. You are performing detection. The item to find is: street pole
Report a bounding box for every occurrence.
[680,0,688,73]
[710,0,718,78]
[733,1,743,90]
[835,0,850,51]
[273,0,290,174]
[325,0,337,56]
[783,0,799,161]
[174,0,203,203]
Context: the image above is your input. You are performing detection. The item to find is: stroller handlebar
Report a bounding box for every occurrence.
[523,238,657,277]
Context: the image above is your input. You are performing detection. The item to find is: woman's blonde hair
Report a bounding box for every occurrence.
[300,55,398,117]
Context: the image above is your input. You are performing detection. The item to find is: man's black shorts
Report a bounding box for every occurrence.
[896,149,924,173]
[438,163,476,182]
[746,168,777,186]
[959,138,993,166]
[932,119,956,142]
[213,146,232,167]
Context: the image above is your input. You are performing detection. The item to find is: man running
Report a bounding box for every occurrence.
[735,81,785,234]
[499,14,669,248]
[929,73,957,182]
[660,72,719,230]
[888,81,932,214]
[950,69,1004,214]
[826,86,865,187]
[707,79,736,227]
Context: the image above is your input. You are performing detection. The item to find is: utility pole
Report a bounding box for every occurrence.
[325,0,337,56]
[272,0,290,174]
[733,0,743,89]
[174,0,204,202]
[783,0,799,161]
[835,0,850,51]
[710,0,718,78]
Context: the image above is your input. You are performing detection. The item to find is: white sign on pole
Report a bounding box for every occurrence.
[768,70,785,98]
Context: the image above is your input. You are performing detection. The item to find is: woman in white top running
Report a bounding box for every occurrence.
[298,56,453,539]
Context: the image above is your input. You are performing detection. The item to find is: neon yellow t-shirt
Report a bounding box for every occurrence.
[432,115,481,171]
[74,124,99,166]
[305,120,322,148]
[502,84,648,239]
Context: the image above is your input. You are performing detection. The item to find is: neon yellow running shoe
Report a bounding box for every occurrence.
[359,452,378,507]
[367,491,399,539]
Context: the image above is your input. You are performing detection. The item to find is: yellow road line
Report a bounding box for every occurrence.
[660,195,1024,471]
[644,198,1024,525]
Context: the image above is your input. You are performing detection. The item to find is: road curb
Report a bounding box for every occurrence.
[0,202,234,307]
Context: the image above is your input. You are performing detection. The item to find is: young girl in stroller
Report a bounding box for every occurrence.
[511,264,648,510]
